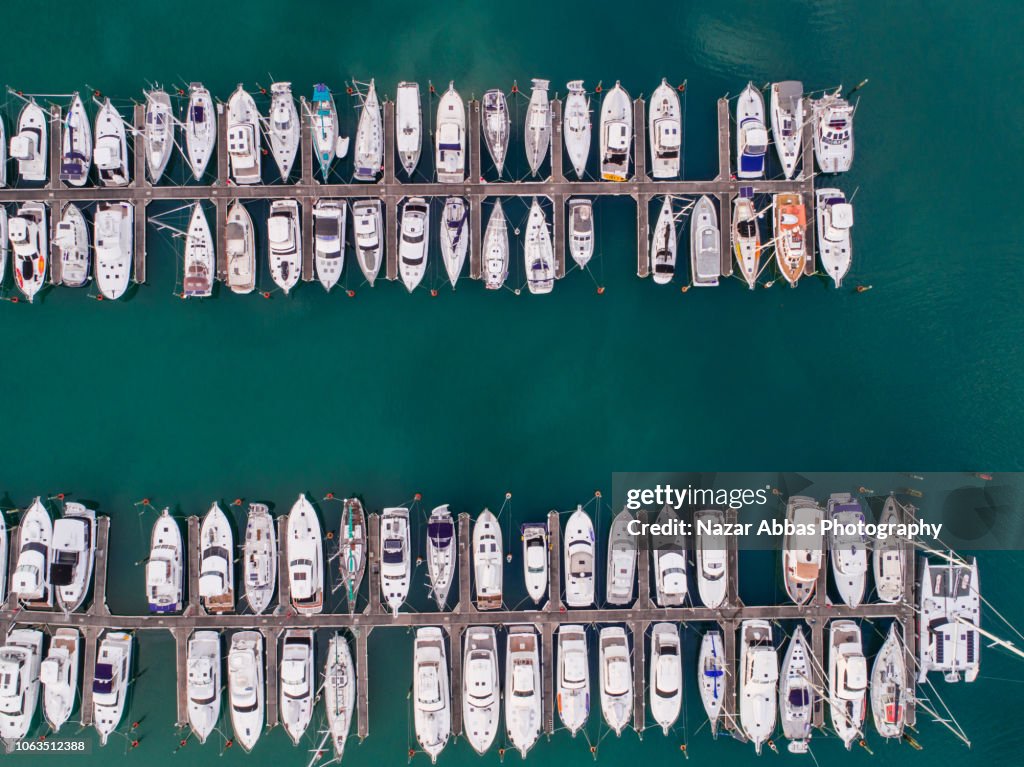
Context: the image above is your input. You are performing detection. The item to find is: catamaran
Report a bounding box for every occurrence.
[440,197,469,287]
[186,630,221,744]
[564,81,591,178]
[94,98,129,186]
[93,631,133,746]
[354,80,382,182]
[0,629,44,741]
[226,201,255,293]
[380,507,411,615]
[396,82,422,177]
[691,195,720,286]
[311,83,339,180]
[413,627,450,763]
[146,508,182,613]
[649,78,681,179]
[483,200,509,290]
[505,626,541,757]
[228,631,264,751]
[11,100,47,181]
[524,198,554,295]
[280,629,315,745]
[557,624,589,736]
[732,190,761,289]
[524,79,551,176]
[183,203,214,298]
[650,623,682,734]
[773,192,807,287]
[40,628,79,732]
[473,509,503,610]
[324,633,355,759]
[918,556,980,683]
[873,495,905,603]
[521,522,548,604]
[12,497,52,606]
[144,89,173,183]
[816,188,854,287]
[268,199,301,293]
[463,627,500,754]
[606,509,637,605]
[829,620,867,749]
[55,204,90,288]
[694,508,727,608]
[699,631,725,736]
[652,505,687,607]
[9,202,47,303]
[339,498,366,611]
[736,83,767,179]
[243,503,276,615]
[313,199,346,291]
[567,198,594,268]
[650,196,676,284]
[50,502,95,613]
[94,201,133,299]
[771,81,804,179]
[564,506,595,607]
[227,85,261,185]
[287,494,323,615]
[599,626,631,735]
[399,196,429,293]
[600,82,632,181]
[482,89,510,175]
[426,505,456,609]
[782,495,825,605]
[268,82,299,181]
[436,83,466,183]
[828,493,868,608]
[199,503,234,614]
[739,620,778,754]
[61,93,92,186]
[780,626,815,753]
[352,200,383,285]
[185,83,216,180]
[811,88,855,173]
[871,623,907,739]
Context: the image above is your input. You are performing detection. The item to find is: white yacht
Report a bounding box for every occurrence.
[873,496,905,603]
[396,82,422,177]
[736,83,768,179]
[183,203,214,298]
[228,631,264,752]
[556,624,589,736]
[780,626,815,753]
[436,83,466,183]
[313,199,346,292]
[311,84,339,180]
[698,631,725,736]
[564,81,591,178]
[811,89,854,173]
[199,503,234,614]
[185,83,216,180]
[524,79,551,176]
[694,508,727,608]
[732,190,762,289]
[690,195,720,286]
[354,80,382,181]
[0,629,43,741]
[567,198,594,268]
[816,188,853,287]
[147,508,182,614]
[280,629,315,745]
[426,505,455,609]
[9,202,47,303]
[606,509,637,605]
[50,502,95,613]
[483,200,509,290]
[40,628,79,732]
[268,82,299,181]
[352,199,383,285]
[287,494,323,615]
[650,623,682,734]
[93,631,132,746]
[380,507,411,615]
[481,89,510,175]
[60,93,92,186]
[599,626,631,735]
[11,100,47,181]
[783,496,825,605]
[226,201,255,294]
[187,631,221,744]
[521,522,547,604]
[918,556,980,683]
[0,118,5,187]
[338,498,366,611]
[399,196,429,292]
[324,633,355,759]
[413,627,450,763]
[828,493,868,608]
[0,510,5,603]
[739,619,777,754]
[144,89,173,183]
[652,505,687,607]
[268,199,301,293]
[440,196,468,287]
[871,623,907,739]
[227,85,261,184]
[463,627,500,754]
[55,203,90,288]
[12,497,52,605]
[770,81,804,179]
[94,98,129,186]
[243,503,276,615]
[600,82,632,181]
[473,509,503,610]
[524,198,554,295]
[93,201,133,300]
[650,196,676,284]
[505,625,541,757]
[564,506,595,607]
[649,78,681,179]
[0,209,7,288]
[829,620,867,749]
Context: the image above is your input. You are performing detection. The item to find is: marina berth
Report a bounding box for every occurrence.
[564,505,595,607]
[524,79,552,176]
[93,630,133,746]
[473,509,503,610]
[650,623,682,734]
[599,625,631,735]
[698,631,725,736]
[61,93,92,186]
[144,89,173,184]
[11,99,47,182]
[649,78,681,179]
[521,522,548,604]
[146,508,183,613]
[243,503,276,615]
[280,629,315,744]
[0,629,44,741]
[605,509,637,605]
[829,619,867,749]
[199,503,235,614]
[426,505,456,609]
[435,83,466,183]
[481,89,510,175]
[413,627,451,763]
[185,83,216,180]
[228,630,264,752]
[563,80,591,178]
[311,84,340,180]
[556,624,589,736]
[338,498,367,611]
[380,507,411,615]
[286,494,324,615]
[186,630,221,744]
[396,82,422,177]
[40,627,79,732]
[50,501,96,612]
[227,85,261,185]
[324,633,355,759]
[463,627,500,754]
[505,625,541,757]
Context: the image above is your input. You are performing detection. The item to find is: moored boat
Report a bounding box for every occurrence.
[61,93,92,186]
[243,503,276,615]
[144,89,173,183]
[505,625,541,757]
[732,190,761,289]
[557,624,589,736]
[354,80,382,182]
[873,496,905,603]
[185,83,216,180]
[599,626,631,735]
[380,507,411,615]
[918,556,980,683]
[739,619,777,754]
[473,509,503,610]
[694,509,727,608]
[870,623,907,739]
[413,627,450,763]
[399,196,429,293]
[481,89,510,175]
[524,79,551,176]
[11,100,47,182]
[339,498,366,611]
[783,496,825,605]
[606,509,637,605]
[94,98,129,186]
[12,497,52,606]
[324,633,355,759]
[698,631,726,736]
[463,627,500,754]
[313,199,346,292]
[780,626,815,753]
[440,196,469,287]
[268,82,300,181]
[436,83,466,183]
[146,508,182,613]
[40,628,79,732]
[521,522,547,604]
[828,493,868,608]
[0,629,44,741]
[186,630,221,744]
[94,200,134,300]
[311,83,339,180]
[9,202,47,302]
[652,505,687,607]
[287,494,323,615]
[816,188,853,287]
[650,196,676,284]
[268,199,301,293]
[524,198,554,295]
[770,81,804,179]
[352,199,383,285]
[829,620,867,749]
[225,200,255,294]
[690,195,720,286]
[773,192,806,287]
[426,505,456,609]
[54,203,90,287]
[649,78,681,179]
[564,506,595,607]
[183,203,214,298]
[199,503,234,614]
[567,198,594,268]
[50,501,95,613]
[736,83,767,179]
[396,82,422,177]
[280,629,315,745]
[650,623,682,734]
[811,89,855,173]
[600,82,632,181]
[564,81,591,178]
[226,85,261,185]
[482,200,509,290]
[228,631,264,752]
[93,630,133,746]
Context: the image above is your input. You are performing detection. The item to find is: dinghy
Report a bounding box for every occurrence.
[183,203,214,298]
[60,93,92,186]
[481,89,510,174]
[440,197,469,287]
[144,89,173,183]
[564,81,591,178]
[268,82,300,181]
[185,83,216,180]
[524,78,551,176]
[396,82,422,177]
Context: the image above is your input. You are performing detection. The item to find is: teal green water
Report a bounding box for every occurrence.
[3,0,1024,764]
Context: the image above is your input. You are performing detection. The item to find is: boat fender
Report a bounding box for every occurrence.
[142,498,151,506]
[680,285,689,293]
[595,491,602,498]
[130,740,139,748]
[261,148,268,156]
[326,531,334,540]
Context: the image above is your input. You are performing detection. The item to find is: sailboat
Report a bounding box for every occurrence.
[439,197,469,287]
[352,200,383,285]
[564,81,591,178]
[185,83,216,180]
[226,201,255,294]
[199,503,234,614]
[481,89,510,175]
[186,630,221,744]
[770,81,804,179]
[483,200,509,290]
[650,196,676,284]
[521,522,548,604]
[557,624,589,735]
[0,629,44,741]
[55,204,90,288]
[50,501,96,612]
[426,505,456,609]
[268,199,301,294]
[599,626,631,735]
[650,623,682,734]
[524,198,554,295]
[564,506,595,607]
[380,507,411,615]
[396,82,422,177]
[94,98,129,186]
[280,629,315,745]
[228,631,264,751]
[413,627,450,763]
[354,80,382,181]
[473,509,503,610]
[268,82,299,181]
[311,84,339,180]
[567,198,594,268]
[773,193,807,287]
[9,202,48,303]
[60,93,92,186]
[690,195,720,286]
[12,497,52,605]
[313,199,346,291]
[338,498,366,611]
[732,190,761,289]
[399,196,429,293]
[811,88,855,173]
[287,494,323,615]
[698,631,725,736]
[600,82,632,181]
[736,83,767,179]
[463,627,500,754]
[827,493,868,608]
[40,628,79,732]
[436,83,466,183]
[93,201,134,300]
[524,79,551,176]
[918,556,980,682]
[505,626,541,756]
[649,78,681,179]
[226,85,261,184]
[694,508,727,608]
[782,495,825,605]
[146,508,182,613]
[870,623,907,739]
[183,203,214,298]
[829,620,867,749]
[144,89,174,183]
[816,188,854,287]
[606,509,637,605]
[739,620,777,754]
[324,633,355,759]
[873,495,905,603]
[93,631,133,746]
[11,100,47,181]
[779,626,815,753]
[243,503,276,615]
[651,505,687,607]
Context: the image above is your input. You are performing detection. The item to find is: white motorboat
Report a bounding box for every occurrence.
[739,619,778,754]
[524,78,551,176]
[520,522,547,604]
[556,624,589,736]
[873,496,905,603]
[600,82,632,181]
[482,200,508,290]
[426,505,456,609]
[399,196,429,292]
[770,81,804,179]
[147,508,182,614]
[280,629,315,745]
[227,85,261,185]
[60,93,92,186]
[439,196,469,287]
[828,493,868,608]
[144,89,173,183]
[268,199,301,293]
[354,80,382,181]
[564,80,591,178]
[524,198,554,294]
[811,89,854,173]
[0,629,43,741]
[650,196,676,284]
[313,199,346,292]
[268,82,299,181]
[243,503,276,615]
[732,190,761,289]
[649,78,681,179]
[694,509,727,608]
[94,98,129,186]
[505,625,541,757]
[436,83,466,183]
[829,620,867,749]
[396,82,422,177]
[780,626,815,753]
[652,505,687,607]
[606,509,637,605]
[12,497,52,605]
[55,203,90,288]
[185,83,216,180]
[481,89,510,175]
[567,198,594,268]
[773,192,808,286]
[782,496,825,605]
[0,209,7,288]
[352,199,383,285]
[228,631,264,752]
[186,630,221,744]
[650,623,682,734]
[287,494,323,615]
[0,510,5,604]
[816,188,853,287]
[380,507,411,615]
[690,195,720,286]
[736,83,768,179]
[698,631,726,736]
[199,503,234,614]
[463,627,500,754]
[50,502,95,612]
[871,623,907,739]
[339,498,366,611]
[9,202,47,303]
[183,203,214,298]
[93,631,132,746]
[473,509,503,610]
[311,84,339,180]
[94,200,134,300]
[599,626,631,735]
[918,556,980,683]
[324,633,355,759]
[40,628,79,732]
[564,506,595,607]
[413,627,450,763]
[226,200,255,294]
[11,100,47,181]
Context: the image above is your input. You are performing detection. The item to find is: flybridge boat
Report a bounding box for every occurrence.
[399,196,429,292]
[816,188,854,287]
[0,629,43,741]
[94,98,129,186]
[146,508,182,613]
[268,82,299,181]
[313,199,346,291]
[144,89,173,183]
[40,628,79,731]
[50,502,96,612]
[10,202,47,303]
[199,503,234,614]
[773,193,807,287]
[55,204,90,288]
[873,496,905,603]
[739,620,778,754]
[473,509,503,610]
[564,506,595,607]
[690,195,720,286]
[12,497,52,606]
[828,493,868,608]
[436,83,466,183]
[695,509,727,608]
[187,630,221,744]
[339,498,366,611]
[396,82,422,177]
[812,89,854,173]
[183,203,214,298]
[652,505,687,607]
[463,627,500,754]
[698,631,725,736]
[440,197,469,287]
[325,634,355,759]
[414,627,451,763]
[567,198,594,268]
[11,100,47,181]
[771,81,804,179]
[606,509,637,605]
[93,631,133,746]
[782,496,825,605]
[280,629,315,745]
[649,78,681,179]
[524,198,554,295]
[287,494,323,615]
[564,80,591,178]
[732,190,761,289]
[871,624,907,739]
[352,199,383,285]
[918,556,980,683]
[61,93,92,186]
[311,83,339,180]
[557,624,589,735]
[243,503,276,615]
[600,81,632,181]
[268,199,301,293]
[354,80,382,181]
[185,83,216,180]
[227,85,261,185]
[525,78,551,176]
[736,83,767,179]
[483,200,509,290]
[426,505,456,609]
[599,626,631,735]
[650,196,676,284]
[228,631,264,752]
[650,623,682,734]
[521,522,548,604]
[780,626,815,753]
[380,507,411,615]
[829,620,867,749]
[226,200,255,294]
[94,201,133,300]
[482,89,510,175]
[505,626,541,757]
